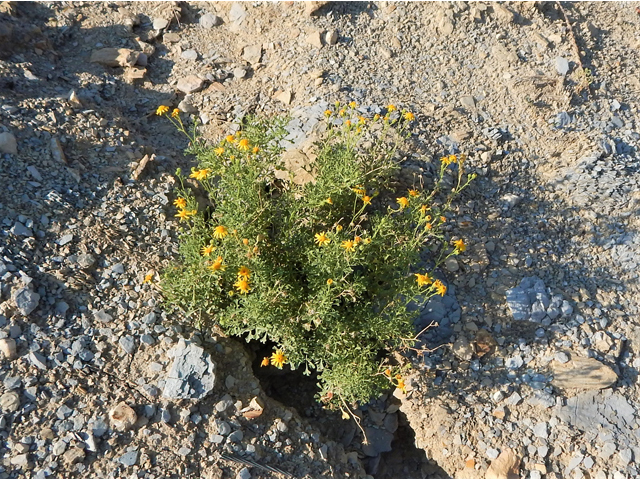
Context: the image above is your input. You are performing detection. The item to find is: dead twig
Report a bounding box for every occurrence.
[556,1,591,96]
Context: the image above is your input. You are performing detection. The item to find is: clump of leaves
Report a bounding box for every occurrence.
[160,103,475,409]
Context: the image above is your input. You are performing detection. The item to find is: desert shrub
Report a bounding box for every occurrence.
[159,103,474,409]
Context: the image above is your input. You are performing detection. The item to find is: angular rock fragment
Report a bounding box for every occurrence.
[90,48,140,67]
[551,357,617,390]
[162,340,216,400]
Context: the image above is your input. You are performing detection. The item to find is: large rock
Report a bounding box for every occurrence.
[0,132,17,154]
[176,75,205,94]
[551,357,617,390]
[12,287,40,316]
[162,340,216,399]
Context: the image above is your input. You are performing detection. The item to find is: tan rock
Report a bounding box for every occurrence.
[275,90,292,105]
[551,357,617,390]
[242,44,262,64]
[50,137,67,164]
[306,30,323,48]
[176,75,205,94]
[0,391,20,413]
[63,447,85,465]
[0,337,17,359]
[485,448,521,479]
[90,48,140,67]
[109,402,137,431]
[305,1,329,16]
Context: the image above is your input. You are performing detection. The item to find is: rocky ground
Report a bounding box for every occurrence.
[1,1,640,479]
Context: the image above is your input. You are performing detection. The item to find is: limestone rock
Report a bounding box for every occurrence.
[551,357,617,390]
[0,391,20,412]
[12,287,40,316]
[0,132,17,154]
[162,340,216,399]
[485,448,521,479]
[0,337,17,359]
[109,402,137,431]
[176,75,205,94]
[90,48,140,67]
[242,44,262,64]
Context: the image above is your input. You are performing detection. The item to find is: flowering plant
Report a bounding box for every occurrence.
[160,104,474,408]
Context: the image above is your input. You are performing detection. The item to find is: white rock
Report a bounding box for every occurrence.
[325,30,338,45]
[0,391,20,412]
[242,44,262,64]
[0,338,17,359]
[109,402,137,431]
[307,31,323,48]
[176,75,205,94]
[153,17,169,30]
[199,13,222,28]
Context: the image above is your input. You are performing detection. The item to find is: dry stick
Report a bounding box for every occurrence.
[340,394,369,445]
[556,0,590,97]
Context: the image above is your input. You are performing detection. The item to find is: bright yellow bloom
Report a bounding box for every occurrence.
[408,189,419,197]
[440,216,446,223]
[397,197,409,209]
[225,135,236,143]
[345,120,351,127]
[362,195,372,205]
[314,232,330,246]
[387,104,397,112]
[171,108,180,118]
[143,273,153,284]
[208,256,225,271]
[454,239,466,253]
[173,197,187,209]
[396,378,407,394]
[213,226,228,239]
[354,236,361,244]
[352,185,366,196]
[349,101,357,109]
[324,109,332,116]
[326,279,334,285]
[252,146,260,154]
[201,244,215,257]
[373,114,381,121]
[175,209,195,221]
[190,168,211,181]
[358,116,366,124]
[156,105,169,115]
[326,197,333,205]
[419,204,427,215]
[270,350,287,369]
[237,266,251,279]
[356,127,362,134]
[335,225,343,232]
[234,278,251,294]
[261,357,270,367]
[426,223,432,230]
[449,154,457,164]
[364,238,371,244]
[238,138,250,151]
[433,280,447,296]
[214,147,224,155]
[404,111,415,121]
[341,240,355,252]
[415,273,433,287]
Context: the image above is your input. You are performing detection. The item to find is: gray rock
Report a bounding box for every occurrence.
[444,257,459,272]
[505,391,522,406]
[153,17,169,30]
[505,286,530,321]
[140,334,155,346]
[530,300,547,322]
[29,351,47,369]
[57,234,73,246]
[4,376,21,390]
[527,391,555,409]
[325,29,338,45]
[452,336,474,361]
[554,352,570,364]
[552,357,617,389]
[383,412,398,433]
[55,301,69,315]
[52,439,67,456]
[229,2,247,24]
[506,355,524,370]
[91,418,109,437]
[533,422,548,439]
[556,56,570,75]
[57,404,73,420]
[0,132,17,154]
[583,456,595,469]
[11,222,33,237]
[119,450,138,467]
[238,467,251,479]
[362,427,393,457]
[216,419,231,436]
[566,454,584,475]
[228,430,244,443]
[600,442,616,459]
[0,391,20,412]
[210,434,224,444]
[93,310,113,323]
[486,448,500,460]
[200,13,222,28]
[181,49,198,61]
[215,397,233,413]
[619,448,633,466]
[119,335,135,355]
[162,340,216,400]
[160,407,171,423]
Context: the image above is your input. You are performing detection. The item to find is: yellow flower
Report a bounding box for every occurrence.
[190,168,211,181]
[242,238,249,246]
[208,256,225,271]
[349,101,357,109]
[237,265,251,279]
[408,189,419,197]
[387,104,397,112]
[352,185,366,196]
[449,154,457,164]
[214,147,224,155]
[326,279,334,285]
[234,278,251,294]
[238,138,250,151]
[419,204,427,215]
[143,273,153,284]
[433,279,447,296]
[341,240,355,252]
[440,216,447,223]
[324,109,332,116]
[384,368,391,377]
[261,357,270,367]
[396,378,407,394]
[175,209,194,221]
[201,244,215,257]
[314,232,330,246]
[270,350,287,369]
[252,146,260,154]
[171,108,180,118]
[362,195,372,205]
[358,116,366,124]
[426,223,432,230]
[453,239,466,253]
[213,226,228,239]
[404,111,415,121]
[335,225,343,232]
[156,105,169,115]
[364,238,371,244]
[345,120,351,127]
[339,109,346,117]
[326,197,333,205]
[397,197,409,209]
[373,114,381,121]
[415,273,433,287]
[173,197,187,209]
[225,135,236,143]
[354,236,361,244]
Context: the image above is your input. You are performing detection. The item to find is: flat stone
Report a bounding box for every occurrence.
[119,335,136,355]
[200,13,222,28]
[452,336,474,361]
[486,448,500,460]
[242,44,262,64]
[0,391,20,412]
[153,17,169,30]
[29,351,47,369]
[57,234,73,246]
[362,427,393,457]
[109,402,137,431]
[228,430,244,443]
[556,56,570,75]
[532,422,548,439]
[94,310,113,323]
[119,450,138,467]
[63,447,85,465]
[306,30,323,48]
[505,391,522,406]
[618,448,633,466]
[551,357,617,390]
[229,2,247,23]
[554,352,570,364]
[181,49,198,61]
[485,449,521,479]
[10,222,32,237]
[177,75,205,94]
[0,337,17,359]
[27,165,42,181]
[505,286,530,321]
[0,132,17,154]
[162,340,216,399]
[445,257,459,272]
